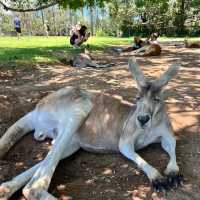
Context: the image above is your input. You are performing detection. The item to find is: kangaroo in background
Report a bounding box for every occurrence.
[133,43,161,56]
[0,58,183,200]
[69,45,113,68]
[184,39,200,48]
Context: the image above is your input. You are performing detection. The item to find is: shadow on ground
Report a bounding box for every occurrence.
[0,42,200,200]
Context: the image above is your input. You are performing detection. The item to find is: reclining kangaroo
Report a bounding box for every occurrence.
[69,47,112,68]
[0,58,183,200]
[134,43,161,56]
[184,39,200,48]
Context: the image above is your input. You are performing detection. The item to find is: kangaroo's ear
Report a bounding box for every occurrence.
[154,64,180,88]
[128,57,146,90]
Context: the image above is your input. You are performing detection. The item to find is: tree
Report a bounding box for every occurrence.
[109,0,136,36]
[0,0,110,12]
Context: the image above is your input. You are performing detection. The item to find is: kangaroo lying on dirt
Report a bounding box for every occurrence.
[184,39,200,48]
[69,50,113,68]
[54,47,113,68]
[133,43,161,56]
[0,58,183,200]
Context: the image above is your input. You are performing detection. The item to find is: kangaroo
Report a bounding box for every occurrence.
[0,58,182,200]
[184,39,200,48]
[69,47,113,68]
[134,43,161,56]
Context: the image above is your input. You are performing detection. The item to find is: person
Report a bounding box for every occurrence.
[14,15,21,39]
[70,25,90,49]
[145,32,159,44]
[117,30,123,37]
[141,12,147,23]
[113,36,145,53]
[133,32,161,56]
[44,21,50,37]
[113,32,160,54]
[75,21,81,32]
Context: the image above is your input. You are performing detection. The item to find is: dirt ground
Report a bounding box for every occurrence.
[0,42,200,200]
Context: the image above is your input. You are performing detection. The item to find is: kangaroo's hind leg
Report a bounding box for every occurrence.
[87,60,111,68]
[23,101,92,200]
[0,112,34,158]
[0,141,80,200]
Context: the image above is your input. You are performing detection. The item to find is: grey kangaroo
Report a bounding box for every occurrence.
[0,58,183,200]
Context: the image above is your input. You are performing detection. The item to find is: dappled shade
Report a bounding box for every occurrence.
[0,41,200,200]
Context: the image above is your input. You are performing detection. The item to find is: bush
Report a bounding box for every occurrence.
[95,29,116,37]
[95,30,109,36]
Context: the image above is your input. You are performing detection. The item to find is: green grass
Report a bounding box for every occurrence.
[0,36,199,68]
[0,36,132,68]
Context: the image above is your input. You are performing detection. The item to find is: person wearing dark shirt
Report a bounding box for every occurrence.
[70,25,90,49]
[113,36,145,53]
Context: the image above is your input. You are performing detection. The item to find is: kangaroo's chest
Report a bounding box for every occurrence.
[135,129,161,150]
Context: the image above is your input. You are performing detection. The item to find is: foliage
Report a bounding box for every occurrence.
[0,0,110,12]
[1,0,200,36]
[96,30,109,36]
[108,0,200,36]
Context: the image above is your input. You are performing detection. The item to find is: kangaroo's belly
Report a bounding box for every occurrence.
[76,124,122,153]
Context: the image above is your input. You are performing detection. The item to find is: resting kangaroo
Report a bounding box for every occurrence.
[69,47,112,68]
[0,58,182,200]
[184,39,200,48]
[134,43,161,56]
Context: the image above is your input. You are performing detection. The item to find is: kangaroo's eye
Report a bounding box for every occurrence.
[136,96,141,101]
[154,97,160,102]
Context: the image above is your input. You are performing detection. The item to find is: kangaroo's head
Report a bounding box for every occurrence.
[128,58,180,129]
[84,44,91,55]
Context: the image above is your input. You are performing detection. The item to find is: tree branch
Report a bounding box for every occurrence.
[0,1,58,12]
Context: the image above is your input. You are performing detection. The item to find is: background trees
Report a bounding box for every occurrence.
[0,0,200,37]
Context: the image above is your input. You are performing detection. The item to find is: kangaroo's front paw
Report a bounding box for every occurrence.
[152,178,170,193]
[166,174,184,188]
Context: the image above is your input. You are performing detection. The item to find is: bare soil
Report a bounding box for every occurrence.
[0,42,200,200]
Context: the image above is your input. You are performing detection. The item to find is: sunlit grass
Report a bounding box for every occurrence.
[0,36,199,68]
[0,36,132,67]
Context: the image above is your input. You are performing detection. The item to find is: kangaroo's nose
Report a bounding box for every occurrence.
[137,115,150,126]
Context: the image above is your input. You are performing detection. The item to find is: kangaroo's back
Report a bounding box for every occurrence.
[184,39,200,48]
[144,44,161,56]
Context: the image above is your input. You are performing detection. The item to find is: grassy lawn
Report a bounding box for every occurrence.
[0,36,132,67]
[0,36,199,68]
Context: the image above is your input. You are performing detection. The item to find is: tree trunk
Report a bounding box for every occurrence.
[69,8,73,25]
[90,6,94,36]
[179,0,186,32]
[41,9,45,26]
[174,0,186,34]
[52,6,56,35]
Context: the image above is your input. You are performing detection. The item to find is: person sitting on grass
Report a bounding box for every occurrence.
[70,25,90,49]
[113,32,160,54]
[133,32,161,56]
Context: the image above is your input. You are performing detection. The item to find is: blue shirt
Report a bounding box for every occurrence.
[14,18,21,28]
